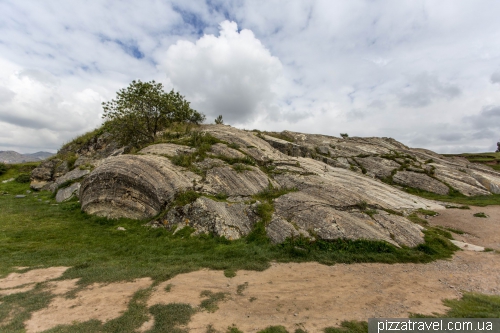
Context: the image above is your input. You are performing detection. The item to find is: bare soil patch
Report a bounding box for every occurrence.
[429,205,500,250]
[0,267,69,294]
[25,278,152,333]
[146,251,499,333]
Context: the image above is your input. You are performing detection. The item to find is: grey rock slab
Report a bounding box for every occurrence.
[15,195,26,198]
[31,158,61,181]
[209,143,246,159]
[432,164,491,196]
[450,240,485,252]
[393,171,450,195]
[139,143,195,156]
[275,157,442,212]
[261,134,307,157]
[80,155,198,219]
[2,178,14,184]
[316,146,330,155]
[205,165,277,197]
[467,170,500,194]
[56,183,81,202]
[203,125,289,163]
[354,156,400,179]
[165,197,259,240]
[51,168,90,191]
[371,212,424,247]
[266,215,310,244]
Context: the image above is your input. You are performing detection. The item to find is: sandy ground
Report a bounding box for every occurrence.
[0,206,498,333]
[427,205,500,250]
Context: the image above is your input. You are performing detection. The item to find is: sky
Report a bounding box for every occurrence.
[1,1,499,154]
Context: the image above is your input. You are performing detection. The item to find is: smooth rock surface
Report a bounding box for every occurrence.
[56,183,81,203]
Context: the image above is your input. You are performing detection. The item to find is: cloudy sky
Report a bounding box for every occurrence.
[1,1,499,154]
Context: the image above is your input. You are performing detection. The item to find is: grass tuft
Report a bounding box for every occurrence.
[199,290,228,312]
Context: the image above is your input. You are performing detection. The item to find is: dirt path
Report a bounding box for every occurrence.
[0,206,499,333]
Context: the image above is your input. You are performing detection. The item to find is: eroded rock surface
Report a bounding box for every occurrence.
[393,171,450,195]
[73,125,500,245]
[205,165,277,199]
[80,155,198,219]
[139,143,195,156]
[166,197,259,240]
[55,183,81,203]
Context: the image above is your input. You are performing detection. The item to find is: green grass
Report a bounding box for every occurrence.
[473,212,488,218]
[443,152,500,172]
[412,292,500,318]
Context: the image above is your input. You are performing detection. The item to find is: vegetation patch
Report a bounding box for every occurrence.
[443,152,500,171]
[324,321,368,333]
[417,208,438,216]
[14,173,31,183]
[199,290,228,312]
[473,212,488,218]
[263,132,295,143]
[236,282,249,295]
[172,190,201,207]
[445,205,470,209]
[148,303,196,333]
[0,162,7,176]
[412,292,500,318]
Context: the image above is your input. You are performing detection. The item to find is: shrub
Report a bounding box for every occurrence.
[340,133,349,138]
[15,173,31,183]
[0,162,7,176]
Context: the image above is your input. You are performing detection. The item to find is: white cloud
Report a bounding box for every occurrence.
[1,1,500,153]
[492,72,500,84]
[160,20,283,124]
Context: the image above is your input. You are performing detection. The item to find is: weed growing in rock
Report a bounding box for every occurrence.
[232,164,253,173]
[172,190,201,207]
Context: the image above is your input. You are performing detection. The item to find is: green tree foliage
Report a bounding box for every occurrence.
[214,115,224,124]
[102,80,205,147]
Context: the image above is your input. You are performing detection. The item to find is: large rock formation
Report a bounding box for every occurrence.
[80,155,198,219]
[33,124,500,247]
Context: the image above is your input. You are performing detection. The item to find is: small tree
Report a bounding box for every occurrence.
[340,133,349,139]
[214,115,224,125]
[496,142,500,153]
[102,80,205,147]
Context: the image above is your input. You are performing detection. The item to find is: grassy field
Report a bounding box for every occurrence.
[443,152,500,171]
[1,163,499,332]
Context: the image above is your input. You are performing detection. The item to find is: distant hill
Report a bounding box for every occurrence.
[0,151,54,164]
